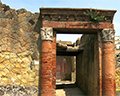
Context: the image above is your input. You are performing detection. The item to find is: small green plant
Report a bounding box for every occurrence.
[84,9,105,22]
[14,31,16,33]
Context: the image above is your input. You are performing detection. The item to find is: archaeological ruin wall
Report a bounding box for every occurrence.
[0,2,118,96]
[0,2,41,95]
[76,34,99,95]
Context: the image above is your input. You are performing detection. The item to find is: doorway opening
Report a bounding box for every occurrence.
[56,34,82,88]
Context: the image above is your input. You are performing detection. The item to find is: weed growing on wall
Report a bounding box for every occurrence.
[84,9,105,22]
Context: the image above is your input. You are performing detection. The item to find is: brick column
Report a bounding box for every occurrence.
[101,29,116,96]
[40,27,53,96]
[52,31,56,95]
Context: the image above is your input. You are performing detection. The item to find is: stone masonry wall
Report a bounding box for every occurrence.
[115,52,120,89]
[0,2,41,93]
[76,34,99,96]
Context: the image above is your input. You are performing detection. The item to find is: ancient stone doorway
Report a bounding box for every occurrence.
[40,8,116,96]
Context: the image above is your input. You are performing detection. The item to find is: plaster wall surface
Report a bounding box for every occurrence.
[76,34,99,96]
[56,56,74,80]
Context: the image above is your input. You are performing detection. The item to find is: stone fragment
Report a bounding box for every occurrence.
[17,58,22,63]
[1,44,7,51]
[1,76,8,81]
[27,25,35,32]
[34,81,39,86]
[16,48,22,53]
[18,15,24,22]
[4,55,10,59]
[22,72,29,80]
[7,38,12,43]
[22,57,30,63]
[8,33,13,38]
[10,58,16,63]
[20,47,26,52]
[20,63,27,68]
[7,46,12,52]
[14,79,21,85]
[5,64,14,71]
[20,41,27,47]
[23,37,28,41]
[10,53,17,58]
[17,8,27,14]
[28,55,32,61]
[29,72,36,78]
[30,34,36,39]
[35,76,39,81]
[25,44,31,50]
[14,43,21,48]
[2,52,10,55]
[12,33,18,38]
[14,63,20,67]
[17,37,23,42]
[19,22,29,32]
[17,75,22,80]
[0,22,7,27]
[0,64,5,70]
[7,71,14,77]
[0,71,4,77]
[3,68,9,75]
[29,82,34,86]
[0,40,3,45]
[27,77,35,82]
[3,60,10,65]
[6,23,11,29]
[18,51,31,57]
[25,11,31,17]
[21,79,27,83]
[0,53,4,58]
[0,47,1,52]
[34,65,39,70]
[7,79,13,84]
[0,58,4,63]
[12,68,21,74]
[12,39,18,43]
[36,71,39,76]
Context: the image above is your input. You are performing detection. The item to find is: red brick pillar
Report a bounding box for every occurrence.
[101,29,116,96]
[40,27,54,96]
[52,31,56,95]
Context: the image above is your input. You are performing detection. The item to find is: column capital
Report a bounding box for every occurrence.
[100,28,115,43]
[41,27,53,41]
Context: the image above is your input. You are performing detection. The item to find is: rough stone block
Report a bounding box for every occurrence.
[0,58,4,63]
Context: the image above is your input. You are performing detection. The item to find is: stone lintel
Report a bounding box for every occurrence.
[40,8,116,22]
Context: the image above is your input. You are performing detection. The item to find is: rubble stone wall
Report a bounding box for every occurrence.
[0,2,41,90]
[115,51,120,89]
